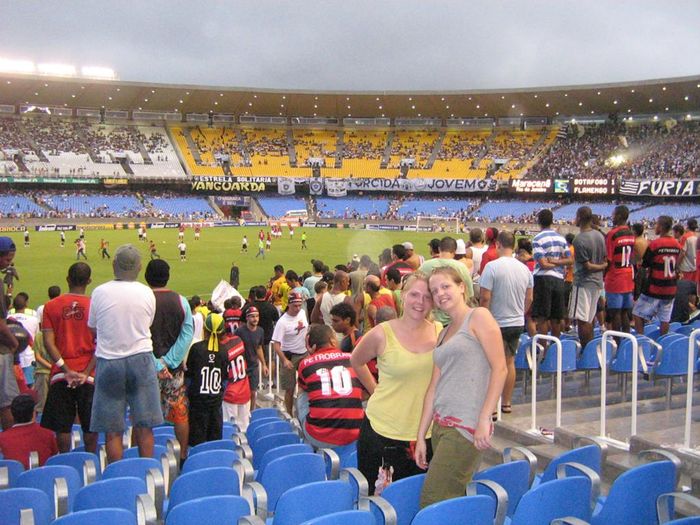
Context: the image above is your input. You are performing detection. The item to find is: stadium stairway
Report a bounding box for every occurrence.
[334,130,344,168]
[184,128,203,165]
[424,130,445,169]
[234,128,252,165]
[380,131,394,169]
[286,128,297,168]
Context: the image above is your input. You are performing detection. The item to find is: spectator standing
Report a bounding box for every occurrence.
[40,262,97,453]
[570,207,607,348]
[235,306,268,411]
[403,242,423,270]
[605,206,636,333]
[145,259,194,465]
[478,227,499,275]
[632,216,682,336]
[0,237,19,430]
[271,292,309,415]
[88,244,162,463]
[531,210,572,339]
[229,262,240,289]
[479,231,533,417]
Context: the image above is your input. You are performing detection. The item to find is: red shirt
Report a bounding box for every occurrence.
[605,225,636,294]
[380,260,414,286]
[297,348,364,445]
[223,335,251,404]
[368,294,397,328]
[0,422,58,469]
[643,236,682,300]
[480,244,498,274]
[223,308,242,335]
[42,294,95,381]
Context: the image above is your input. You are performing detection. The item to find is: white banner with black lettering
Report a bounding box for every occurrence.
[346,178,497,193]
[309,177,324,195]
[619,179,700,197]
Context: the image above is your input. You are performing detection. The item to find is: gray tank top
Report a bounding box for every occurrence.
[432,309,491,442]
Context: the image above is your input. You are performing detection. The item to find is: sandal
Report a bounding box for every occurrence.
[501,404,512,414]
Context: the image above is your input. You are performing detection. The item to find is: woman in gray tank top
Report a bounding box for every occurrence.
[414,266,508,509]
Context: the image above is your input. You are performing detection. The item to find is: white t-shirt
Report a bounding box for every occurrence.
[470,245,488,282]
[271,310,308,355]
[88,280,155,359]
[320,292,347,328]
[191,311,205,344]
[480,256,534,327]
[9,312,40,367]
[178,242,186,252]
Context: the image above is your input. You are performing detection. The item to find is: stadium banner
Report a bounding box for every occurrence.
[191,176,267,193]
[326,179,347,197]
[34,224,77,232]
[347,178,497,193]
[0,176,100,184]
[619,179,700,197]
[0,225,26,232]
[510,178,552,193]
[213,196,251,207]
[553,179,570,194]
[277,178,295,195]
[572,177,615,195]
[304,222,336,228]
[366,224,402,231]
[309,177,324,195]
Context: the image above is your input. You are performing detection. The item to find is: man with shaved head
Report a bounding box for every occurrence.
[364,275,397,328]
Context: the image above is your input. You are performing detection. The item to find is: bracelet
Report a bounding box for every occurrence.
[55,358,65,368]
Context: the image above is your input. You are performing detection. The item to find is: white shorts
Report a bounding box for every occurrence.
[632,294,674,324]
[222,401,250,431]
[568,285,602,323]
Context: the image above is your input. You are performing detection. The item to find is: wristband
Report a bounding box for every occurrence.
[55,358,65,368]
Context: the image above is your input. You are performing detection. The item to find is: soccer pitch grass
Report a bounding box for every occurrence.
[4,227,440,305]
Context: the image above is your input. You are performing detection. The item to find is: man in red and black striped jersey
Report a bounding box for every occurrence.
[296,324,364,448]
[605,206,636,333]
[632,216,682,336]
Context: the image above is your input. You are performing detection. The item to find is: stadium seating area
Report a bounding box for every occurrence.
[628,203,700,223]
[0,193,47,218]
[472,200,554,222]
[144,195,217,220]
[0,117,186,179]
[293,129,337,167]
[257,196,308,218]
[531,121,700,180]
[314,197,394,220]
[37,192,147,218]
[388,130,440,169]
[398,198,479,220]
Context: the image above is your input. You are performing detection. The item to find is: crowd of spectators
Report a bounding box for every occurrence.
[531,121,700,180]
[342,131,388,160]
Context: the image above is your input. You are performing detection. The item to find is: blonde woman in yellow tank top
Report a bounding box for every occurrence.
[350,272,442,495]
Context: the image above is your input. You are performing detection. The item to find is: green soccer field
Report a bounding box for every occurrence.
[3,226,441,307]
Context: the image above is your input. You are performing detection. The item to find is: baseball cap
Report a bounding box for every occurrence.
[113,244,141,273]
[0,237,16,252]
[288,291,304,304]
[402,242,414,250]
[455,239,467,255]
[352,254,360,261]
[246,306,259,317]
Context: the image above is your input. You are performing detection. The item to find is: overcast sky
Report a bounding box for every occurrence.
[2,1,699,91]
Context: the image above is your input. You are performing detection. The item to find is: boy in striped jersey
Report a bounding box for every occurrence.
[296,324,364,448]
[632,216,682,336]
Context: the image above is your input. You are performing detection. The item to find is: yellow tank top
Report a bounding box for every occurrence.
[365,321,441,441]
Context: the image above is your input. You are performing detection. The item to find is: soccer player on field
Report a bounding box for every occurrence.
[177,241,187,262]
[296,324,363,448]
[605,205,636,333]
[632,216,682,336]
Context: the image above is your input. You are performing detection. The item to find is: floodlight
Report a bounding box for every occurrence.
[37,63,76,76]
[0,58,35,74]
[81,66,116,79]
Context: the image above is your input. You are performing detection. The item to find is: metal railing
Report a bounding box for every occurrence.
[684,329,700,450]
[529,334,563,434]
[600,330,640,444]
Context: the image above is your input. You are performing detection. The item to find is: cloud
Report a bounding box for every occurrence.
[1,0,699,90]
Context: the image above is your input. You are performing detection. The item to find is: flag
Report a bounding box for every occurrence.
[309,177,324,195]
[278,178,295,195]
[326,179,347,197]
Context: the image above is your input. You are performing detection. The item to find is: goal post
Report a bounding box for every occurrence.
[415,215,461,234]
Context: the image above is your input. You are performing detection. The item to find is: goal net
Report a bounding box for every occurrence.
[415,215,461,234]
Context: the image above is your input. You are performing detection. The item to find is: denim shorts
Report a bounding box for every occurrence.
[606,292,634,310]
[90,352,164,433]
[632,294,674,324]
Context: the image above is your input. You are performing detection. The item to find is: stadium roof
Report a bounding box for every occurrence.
[1,72,699,121]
